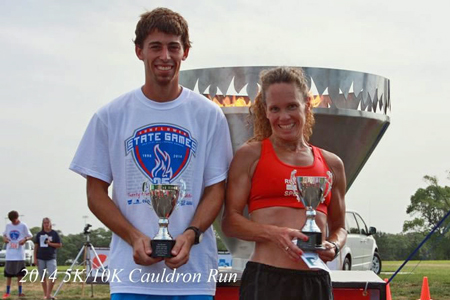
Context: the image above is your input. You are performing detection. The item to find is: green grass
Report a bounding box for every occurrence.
[381,260,450,300]
[1,261,449,299]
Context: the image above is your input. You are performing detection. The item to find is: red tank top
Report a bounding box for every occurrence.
[249,139,332,214]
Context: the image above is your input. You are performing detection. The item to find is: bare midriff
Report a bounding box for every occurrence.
[250,206,327,270]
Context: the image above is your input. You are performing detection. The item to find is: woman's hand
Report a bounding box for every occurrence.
[271,226,309,262]
[318,240,337,262]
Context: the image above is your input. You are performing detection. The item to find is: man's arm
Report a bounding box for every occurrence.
[164,180,225,269]
[19,231,32,245]
[87,176,162,265]
[3,234,10,243]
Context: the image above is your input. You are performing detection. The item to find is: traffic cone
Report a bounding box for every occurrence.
[418,276,432,300]
[384,278,392,300]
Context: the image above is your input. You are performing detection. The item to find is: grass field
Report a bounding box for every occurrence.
[1,261,449,299]
[381,260,450,300]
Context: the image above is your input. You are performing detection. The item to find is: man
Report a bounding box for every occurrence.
[2,211,33,299]
[34,217,62,300]
[70,7,232,300]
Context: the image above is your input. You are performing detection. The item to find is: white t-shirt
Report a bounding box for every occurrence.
[3,222,32,261]
[70,87,233,296]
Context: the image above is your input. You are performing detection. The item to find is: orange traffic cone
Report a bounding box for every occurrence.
[384,278,392,300]
[418,276,432,300]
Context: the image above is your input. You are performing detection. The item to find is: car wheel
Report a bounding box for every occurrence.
[371,252,382,274]
[343,256,351,271]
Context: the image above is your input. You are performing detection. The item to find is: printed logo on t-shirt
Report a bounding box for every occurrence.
[125,124,197,184]
[9,230,20,241]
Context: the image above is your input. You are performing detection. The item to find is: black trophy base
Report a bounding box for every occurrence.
[151,240,175,258]
[296,231,325,251]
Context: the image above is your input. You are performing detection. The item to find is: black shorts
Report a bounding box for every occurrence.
[240,262,333,300]
[4,261,27,278]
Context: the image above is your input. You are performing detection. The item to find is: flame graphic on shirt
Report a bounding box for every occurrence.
[151,144,173,179]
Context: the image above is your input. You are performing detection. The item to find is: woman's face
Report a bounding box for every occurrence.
[265,82,307,142]
[43,219,51,231]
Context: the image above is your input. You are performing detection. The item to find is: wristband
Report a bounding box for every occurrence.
[330,241,340,259]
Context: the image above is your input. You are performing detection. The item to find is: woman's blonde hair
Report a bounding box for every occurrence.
[249,67,315,142]
[41,217,52,231]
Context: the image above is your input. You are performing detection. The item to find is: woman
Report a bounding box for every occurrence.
[34,217,62,300]
[222,67,347,300]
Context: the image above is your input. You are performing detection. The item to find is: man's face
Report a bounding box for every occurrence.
[136,30,189,87]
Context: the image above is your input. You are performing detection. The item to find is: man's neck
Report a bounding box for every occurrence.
[142,81,182,102]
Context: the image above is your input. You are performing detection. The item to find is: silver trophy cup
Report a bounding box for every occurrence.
[146,184,183,257]
[291,170,333,251]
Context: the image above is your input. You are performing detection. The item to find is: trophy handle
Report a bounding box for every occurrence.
[323,171,333,198]
[290,170,301,200]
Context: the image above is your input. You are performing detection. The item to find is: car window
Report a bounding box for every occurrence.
[354,213,368,235]
[346,212,360,234]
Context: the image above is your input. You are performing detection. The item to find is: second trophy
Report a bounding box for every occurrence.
[291,170,333,251]
[148,184,182,258]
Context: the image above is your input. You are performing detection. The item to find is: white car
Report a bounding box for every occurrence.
[0,240,35,266]
[329,210,381,274]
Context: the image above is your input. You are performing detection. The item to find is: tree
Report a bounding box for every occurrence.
[30,226,41,236]
[403,175,450,234]
[57,227,112,265]
[402,175,450,260]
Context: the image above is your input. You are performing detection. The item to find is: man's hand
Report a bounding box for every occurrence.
[18,239,27,246]
[131,234,163,266]
[3,236,10,244]
[164,230,195,269]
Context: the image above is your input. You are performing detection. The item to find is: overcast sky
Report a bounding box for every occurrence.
[1,0,450,236]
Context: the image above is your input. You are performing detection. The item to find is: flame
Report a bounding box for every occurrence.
[151,144,173,180]
[208,95,251,107]
[208,93,328,108]
[309,94,323,108]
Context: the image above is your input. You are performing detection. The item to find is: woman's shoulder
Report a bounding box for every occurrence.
[315,146,345,174]
[236,140,262,157]
[230,140,262,169]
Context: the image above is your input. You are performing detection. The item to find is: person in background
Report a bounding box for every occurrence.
[69,7,232,300]
[34,217,62,300]
[222,67,347,300]
[2,210,32,299]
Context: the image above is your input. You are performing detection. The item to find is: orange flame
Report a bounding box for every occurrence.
[208,95,251,107]
[309,93,323,108]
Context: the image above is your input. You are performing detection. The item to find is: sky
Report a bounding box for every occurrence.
[1,0,450,236]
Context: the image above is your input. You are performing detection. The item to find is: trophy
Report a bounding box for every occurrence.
[291,170,333,251]
[145,183,185,257]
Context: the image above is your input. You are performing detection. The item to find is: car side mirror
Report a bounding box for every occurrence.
[368,226,377,235]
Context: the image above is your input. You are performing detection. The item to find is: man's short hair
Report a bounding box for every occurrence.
[134,7,191,50]
[8,210,19,222]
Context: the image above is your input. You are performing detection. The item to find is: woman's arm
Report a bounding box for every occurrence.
[319,150,347,262]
